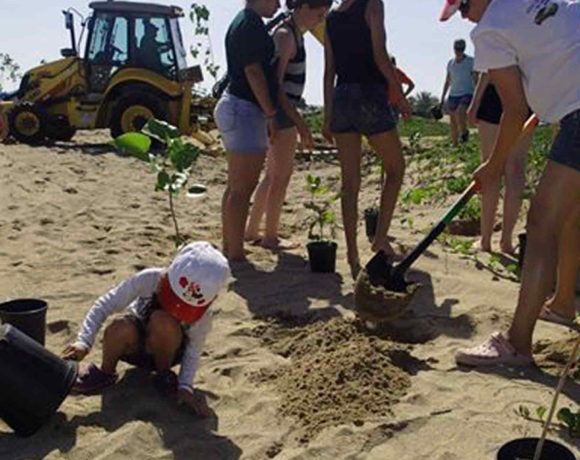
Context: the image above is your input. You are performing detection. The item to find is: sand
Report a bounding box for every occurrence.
[0,131,578,460]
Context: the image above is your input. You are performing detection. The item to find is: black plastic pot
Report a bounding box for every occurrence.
[518,233,527,270]
[431,105,443,121]
[364,208,379,241]
[497,437,575,460]
[307,241,337,273]
[0,299,48,345]
[0,324,78,437]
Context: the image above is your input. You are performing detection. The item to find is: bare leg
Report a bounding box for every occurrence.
[367,129,405,256]
[101,318,139,375]
[222,152,266,261]
[501,132,532,254]
[457,104,469,140]
[478,121,501,252]
[507,161,580,356]
[335,132,363,275]
[246,127,298,249]
[146,310,183,372]
[449,110,459,146]
[544,207,580,319]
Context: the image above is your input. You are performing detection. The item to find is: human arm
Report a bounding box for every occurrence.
[440,71,450,107]
[367,0,411,118]
[473,66,530,189]
[274,27,313,148]
[176,311,213,416]
[397,69,415,97]
[467,72,489,127]
[322,27,336,143]
[64,268,163,358]
[245,63,278,137]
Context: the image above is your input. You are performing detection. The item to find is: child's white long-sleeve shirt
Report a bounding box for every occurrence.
[73,268,212,393]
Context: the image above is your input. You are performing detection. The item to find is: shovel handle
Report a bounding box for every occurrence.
[393,114,540,278]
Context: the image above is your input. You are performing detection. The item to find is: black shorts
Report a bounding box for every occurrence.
[477,85,502,125]
[120,312,186,371]
[549,109,580,172]
[477,84,533,125]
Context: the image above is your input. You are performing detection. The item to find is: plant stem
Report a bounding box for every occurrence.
[533,335,580,460]
[168,189,181,248]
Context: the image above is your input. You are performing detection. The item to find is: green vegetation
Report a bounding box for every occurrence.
[113,119,206,247]
[304,174,338,242]
[0,53,20,92]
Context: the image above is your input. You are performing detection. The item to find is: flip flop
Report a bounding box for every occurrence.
[538,306,579,330]
[455,332,534,367]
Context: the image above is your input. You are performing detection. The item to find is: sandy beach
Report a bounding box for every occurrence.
[0,130,578,460]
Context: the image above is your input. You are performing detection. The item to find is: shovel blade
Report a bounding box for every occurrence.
[365,251,393,284]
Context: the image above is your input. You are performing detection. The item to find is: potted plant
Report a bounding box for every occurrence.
[112,119,207,248]
[498,332,579,460]
[364,206,379,242]
[304,174,338,273]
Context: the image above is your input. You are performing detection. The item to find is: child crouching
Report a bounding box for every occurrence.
[63,241,230,417]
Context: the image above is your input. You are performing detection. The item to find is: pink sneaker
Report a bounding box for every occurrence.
[455,332,534,367]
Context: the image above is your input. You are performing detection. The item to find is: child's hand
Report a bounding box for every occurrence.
[62,344,89,361]
[322,119,334,145]
[177,388,212,418]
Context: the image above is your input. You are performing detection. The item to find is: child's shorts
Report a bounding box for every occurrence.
[550,108,580,172]
[275,103,297,131]
[214,92,268,154]
[330,83,397,137]
[120,312,186,371]
[446,94,473,112]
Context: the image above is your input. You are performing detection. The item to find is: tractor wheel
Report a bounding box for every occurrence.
[47,116,77,142]
[9,102,48,145]
[110,92,166,139]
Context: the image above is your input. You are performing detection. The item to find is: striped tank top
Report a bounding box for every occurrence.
[274,18,306,104]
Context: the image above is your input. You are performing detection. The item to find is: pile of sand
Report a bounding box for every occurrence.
[253,316,412,442]
[534,335,580,380]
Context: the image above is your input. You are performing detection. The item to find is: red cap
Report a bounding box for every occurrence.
[157,274,211,324]
[440,0,461,22]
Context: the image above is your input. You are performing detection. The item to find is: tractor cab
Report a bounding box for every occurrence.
[81,2,190,91]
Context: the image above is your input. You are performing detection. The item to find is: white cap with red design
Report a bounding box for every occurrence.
[158,241,230,324]
[440,0,463,22]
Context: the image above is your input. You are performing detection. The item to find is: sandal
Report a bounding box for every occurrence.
[455,332,534,367]
[72,362,118,395]
[538,306,579,330]
[153,370,178,396]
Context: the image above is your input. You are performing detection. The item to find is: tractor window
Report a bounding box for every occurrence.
[135,17,177,79]
[87,14,129,66]
[170,18,188,72]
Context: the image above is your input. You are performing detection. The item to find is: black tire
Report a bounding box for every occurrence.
[8,102,48,145]
[109,91,166,139]
[46,115,76,142]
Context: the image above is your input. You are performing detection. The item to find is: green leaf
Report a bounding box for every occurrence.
[142,119,180,143]
[187,184,207,198]
[536,406,547,420]
[113,133,151,161]
[169,141,201,172]
[156,171,171,191]
[557,408,575,427]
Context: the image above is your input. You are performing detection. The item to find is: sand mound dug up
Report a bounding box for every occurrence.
[253,316,413,442]
[534,336,580,381]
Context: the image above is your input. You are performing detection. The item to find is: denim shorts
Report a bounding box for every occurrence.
[549,108,580,172]
[214,92,268,154]
[447,94,473,112]
[330,83,397,136]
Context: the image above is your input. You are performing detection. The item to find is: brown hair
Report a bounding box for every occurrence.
[286,0,333,10]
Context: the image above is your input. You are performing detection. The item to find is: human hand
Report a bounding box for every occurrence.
[297,121,314,150]
[397,96,412,121]
[467,104,479,128]
[473,160,502,192]
[62,344,89,361]
[177,388,212,418]
[267,116,278,142]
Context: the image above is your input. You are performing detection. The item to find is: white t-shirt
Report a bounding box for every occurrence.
[74,268,213,392]
[471,0,580,123]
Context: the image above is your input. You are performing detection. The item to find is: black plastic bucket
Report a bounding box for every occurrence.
[0,324,78,437]
[497,437,576,460]
[518,233,527,270]
[307,241,337,273]
[0,299,48,345]
[364,208,379,241]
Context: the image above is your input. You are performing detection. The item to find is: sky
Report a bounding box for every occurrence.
[0,0,476,104]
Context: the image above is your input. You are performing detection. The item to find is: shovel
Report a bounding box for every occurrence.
[364,115,540,292]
